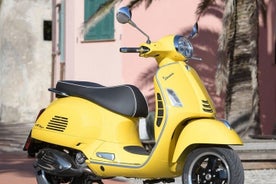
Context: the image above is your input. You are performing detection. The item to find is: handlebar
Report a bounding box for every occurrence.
[120,47,141,53]
[120,47,150,53]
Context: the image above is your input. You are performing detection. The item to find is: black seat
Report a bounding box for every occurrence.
[50,80,148,118]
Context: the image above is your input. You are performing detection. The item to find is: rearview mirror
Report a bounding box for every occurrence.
[188,23,199,39]
[116,7,151,43]
[116,7,132,24]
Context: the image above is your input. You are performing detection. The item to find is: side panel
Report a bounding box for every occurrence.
[172,119,243,163]
[31,96,140,149]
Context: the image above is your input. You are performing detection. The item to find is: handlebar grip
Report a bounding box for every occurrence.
[120,47,141,53]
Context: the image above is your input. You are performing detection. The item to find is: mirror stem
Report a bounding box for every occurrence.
[129,20,151,44]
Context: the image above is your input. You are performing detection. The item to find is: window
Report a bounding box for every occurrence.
[84,0,114,41]
[43,20,52,41]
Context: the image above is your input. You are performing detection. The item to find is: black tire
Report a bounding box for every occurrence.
[44,173,72,184]
[182,146,244,184]
[71,174,103,184]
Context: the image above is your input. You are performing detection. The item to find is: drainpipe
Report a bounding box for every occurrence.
[51,0,58,101]
[51,0,65,101]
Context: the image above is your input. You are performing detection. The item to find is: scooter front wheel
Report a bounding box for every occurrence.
[182,146,244,184]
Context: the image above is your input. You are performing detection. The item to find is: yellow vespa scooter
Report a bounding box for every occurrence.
[24,7,244,184]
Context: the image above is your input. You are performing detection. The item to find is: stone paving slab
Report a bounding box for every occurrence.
[0,122,33,152]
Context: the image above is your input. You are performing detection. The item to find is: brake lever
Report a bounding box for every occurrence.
[191,56,202,61]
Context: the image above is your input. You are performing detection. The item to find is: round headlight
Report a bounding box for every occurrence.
[174,35,193,59]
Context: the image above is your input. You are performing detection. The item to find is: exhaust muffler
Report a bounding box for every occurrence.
[35,148,83,177]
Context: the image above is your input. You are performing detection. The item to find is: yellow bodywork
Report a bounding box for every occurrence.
[140,35,186,66]
[172,119,242,163]
[33,97,141,145]
[31,35,243,179]
[32,97,147,164]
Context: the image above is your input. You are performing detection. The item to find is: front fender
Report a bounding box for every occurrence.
[172,119,242,163]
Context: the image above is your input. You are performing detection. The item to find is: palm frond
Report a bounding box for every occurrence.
[195,0,216,21]
[145,0,153,9]
[127,0,142,9]
[81,0,122,35]
[127,0,154,10]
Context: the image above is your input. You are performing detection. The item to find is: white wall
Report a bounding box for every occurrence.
[0,0,52,123]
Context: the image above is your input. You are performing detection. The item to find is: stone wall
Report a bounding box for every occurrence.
[0,0,51,123]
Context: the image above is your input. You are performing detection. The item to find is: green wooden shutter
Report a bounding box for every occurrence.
[84,0,114,41]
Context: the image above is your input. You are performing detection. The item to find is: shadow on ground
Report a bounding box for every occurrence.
[0,152,35,177]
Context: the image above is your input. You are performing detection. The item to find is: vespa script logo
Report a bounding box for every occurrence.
[35,123,44,129]
[163,73,174,80]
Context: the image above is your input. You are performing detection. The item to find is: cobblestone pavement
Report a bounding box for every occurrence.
[244,169,276,184]
[127,169,276,184]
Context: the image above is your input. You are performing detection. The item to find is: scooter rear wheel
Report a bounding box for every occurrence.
[182,146,244,184]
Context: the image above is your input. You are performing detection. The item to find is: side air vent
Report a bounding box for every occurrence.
[156,93,164,127]
[201,100,213,113]
[46,115,68,132]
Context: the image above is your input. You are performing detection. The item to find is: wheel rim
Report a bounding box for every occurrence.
[188,151,230,184]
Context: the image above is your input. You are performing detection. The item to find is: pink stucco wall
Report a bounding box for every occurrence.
[53,0,276,135]
[119,0,225,114]
[55,0,124,86]
[258,0,276,134]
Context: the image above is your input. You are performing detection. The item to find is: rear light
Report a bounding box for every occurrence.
[23,131,32,151]
[23,108,45,151]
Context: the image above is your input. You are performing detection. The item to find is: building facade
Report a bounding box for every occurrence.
[0,0,274,136]
[51,0,276,135]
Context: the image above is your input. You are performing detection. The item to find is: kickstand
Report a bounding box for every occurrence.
[143,178,175,184]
